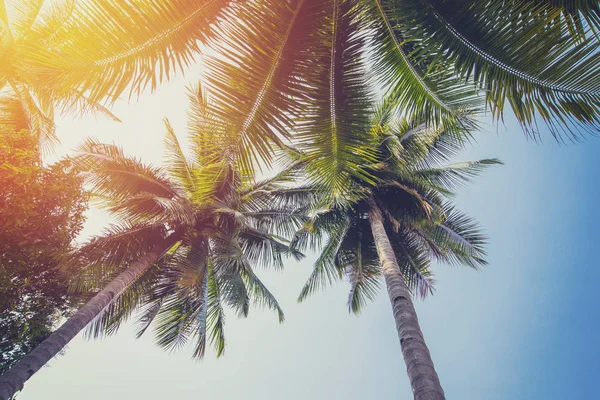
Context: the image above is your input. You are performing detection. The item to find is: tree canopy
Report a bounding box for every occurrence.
[0,127,87,374]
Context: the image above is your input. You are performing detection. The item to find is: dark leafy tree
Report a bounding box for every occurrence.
[0,128,87,374]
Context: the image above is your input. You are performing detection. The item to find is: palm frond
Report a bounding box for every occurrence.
[151,241,210,357]
[75,138,179,201]
[108,193,196,226]
[3,1,44,40]
[238,226,301,270]
[0,89,29,132]
[366,0,482,126]
[206,266,226,356]
[65,222,168,293]
[423,203,488,269]
[85,263,163,339]
[26,0,237,104]
[202,0,317,173]
[295,0,379,205]
[163,118,195,193]
[415,158,502,192]
[297,213,350,302]
[211,251,250,318]
[390,0,600,139]
[6,81,56,146]
[389,232,436,299]
[152,294,203,353]
[238,260,285,323]
[336,218,382,314]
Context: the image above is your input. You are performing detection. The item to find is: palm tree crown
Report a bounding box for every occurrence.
[70,85,304,358]
[290,101,498,311]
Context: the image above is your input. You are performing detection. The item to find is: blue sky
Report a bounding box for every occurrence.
[19,67,600,399]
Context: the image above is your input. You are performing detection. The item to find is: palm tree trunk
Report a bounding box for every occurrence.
[367,199,445,400]
[0,233,180,400]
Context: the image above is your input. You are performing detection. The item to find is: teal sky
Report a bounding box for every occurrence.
[21,64,600,399]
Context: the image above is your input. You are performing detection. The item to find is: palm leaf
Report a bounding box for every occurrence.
[295,0,379,205]
[297,213,350,301]
[25,0,237,104]
[202,0,316,173]
[389,0,600,138]
[163,118,196,192]
[366,0,482,126]
[415,158,502,192]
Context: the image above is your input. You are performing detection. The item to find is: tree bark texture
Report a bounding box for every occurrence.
[367,200,445,400]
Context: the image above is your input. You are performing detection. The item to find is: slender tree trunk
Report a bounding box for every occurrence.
[367,199,445,400]
[0,233,180,400]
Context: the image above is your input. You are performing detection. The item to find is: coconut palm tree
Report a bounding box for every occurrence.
[0,0,240,145]
[279,90,500,399]
[0,84,305,400]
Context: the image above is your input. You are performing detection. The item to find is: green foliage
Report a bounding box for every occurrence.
[69,93,304,358]
[382,0,600,139]
[0,0,239,145]
[199,0,600,153]
[3,0,600,151]
[0,128,87,373]
[283,98,497,312]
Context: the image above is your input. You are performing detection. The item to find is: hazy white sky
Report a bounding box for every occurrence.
[18,58,600,399]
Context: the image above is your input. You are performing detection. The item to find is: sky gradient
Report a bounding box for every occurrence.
[20,64,600,400]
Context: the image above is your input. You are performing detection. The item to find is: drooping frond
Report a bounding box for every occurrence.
[149,241,210,357]
[295,0,379,206]
[389,231,436,299]
[58,88,122,122]
[5,81,56,147]
[75,138,180,201]
[238,226,301,270]
[388,0,600,139]
[337,216,381,314]
[65,222,168,293]
[346,259,381,313]
[202,0,315,173]
[152,292,205,354]
[421,203,488,269]
[297,213,350,301]
[134,298,164,339]
[85,263,163,339]
[238,260,285,323]
[366,0,482,126]
[24,0,238,104]
[211,254,250,318]
[206,265,226,356]
[0,89,29,132]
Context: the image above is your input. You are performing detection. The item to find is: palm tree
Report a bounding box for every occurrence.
[0,0,240,145]
[0,85,304,400]
[280,91,500,399]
